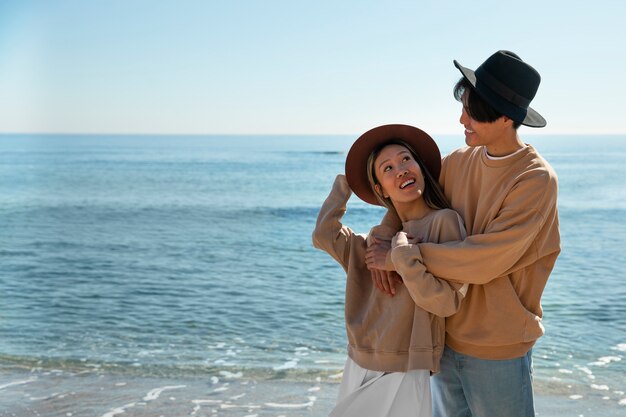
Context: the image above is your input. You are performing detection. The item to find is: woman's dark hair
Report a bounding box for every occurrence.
[367,139,450,211]
[453,77,521,129]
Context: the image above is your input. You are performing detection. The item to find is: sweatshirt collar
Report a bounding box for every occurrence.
[480,144,534,168]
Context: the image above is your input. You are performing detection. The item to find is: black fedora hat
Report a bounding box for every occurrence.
[345,124,441,206]
[454,50,546,128]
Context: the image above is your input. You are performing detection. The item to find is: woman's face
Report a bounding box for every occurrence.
[373,144,425,205]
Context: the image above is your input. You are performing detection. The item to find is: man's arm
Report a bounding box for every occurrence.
[419,174,560,285]
[390,212,468,317]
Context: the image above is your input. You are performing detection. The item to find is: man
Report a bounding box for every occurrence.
[366,50,561,417]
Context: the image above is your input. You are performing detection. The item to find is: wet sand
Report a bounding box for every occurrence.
[0,368,624,417]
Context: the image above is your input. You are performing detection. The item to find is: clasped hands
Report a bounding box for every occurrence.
[366,232,420,297]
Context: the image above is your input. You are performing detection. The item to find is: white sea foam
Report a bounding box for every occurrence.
[143,385,186,401]
[265,397,316,409]
[569,395,583,400]
[589,356,621,366]
[191,399,222,415]
[213,359,235,366]
[574,365,595,379]
[210,376,219,384]
[0,377,37,390]
[273,358,299,371]
[102,402,136,417]
[590,384,610,391]
[558,369,573,374]
[29,392,61,401]
[308,386,321,392]
[219,371,243,379]
[295,347,310,357]
[619,398,626,406]
[613,343,626,352]
[220,404,262,410]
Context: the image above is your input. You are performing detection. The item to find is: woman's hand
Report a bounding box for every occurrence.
[392,231,421,248]
[392,231,410,248]
[366,237,401,296]
[370,269,403,296]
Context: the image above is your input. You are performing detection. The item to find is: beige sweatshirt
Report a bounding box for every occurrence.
[382,145,561,360]
[312,175,467,373]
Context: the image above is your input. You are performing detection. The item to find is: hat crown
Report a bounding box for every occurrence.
[476,50,541,103]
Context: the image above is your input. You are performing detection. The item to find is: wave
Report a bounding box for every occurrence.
[0,353,343,382]
[282,151,345,155]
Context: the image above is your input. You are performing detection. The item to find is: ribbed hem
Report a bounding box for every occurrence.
[446,334,535,360]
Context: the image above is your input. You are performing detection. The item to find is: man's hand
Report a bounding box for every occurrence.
[365,236,392,270]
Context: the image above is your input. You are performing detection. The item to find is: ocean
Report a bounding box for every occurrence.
[0,133,625,416]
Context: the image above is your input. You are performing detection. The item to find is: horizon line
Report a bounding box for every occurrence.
[1,131,626,137]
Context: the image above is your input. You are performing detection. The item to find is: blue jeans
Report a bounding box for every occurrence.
[432,346,535,417]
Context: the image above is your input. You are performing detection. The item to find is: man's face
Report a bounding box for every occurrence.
[459,92,509,150]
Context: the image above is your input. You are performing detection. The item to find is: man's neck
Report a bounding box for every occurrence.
[485,131,525,157]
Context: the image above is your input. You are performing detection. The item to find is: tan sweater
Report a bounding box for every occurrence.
[312,175,467,373]
[383,145,561,360]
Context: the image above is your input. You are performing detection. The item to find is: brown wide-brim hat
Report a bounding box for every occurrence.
[345,124,441,206]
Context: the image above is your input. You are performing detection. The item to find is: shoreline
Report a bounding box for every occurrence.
[1,368,624,417]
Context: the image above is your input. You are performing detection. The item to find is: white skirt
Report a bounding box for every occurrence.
[330,357,432,417]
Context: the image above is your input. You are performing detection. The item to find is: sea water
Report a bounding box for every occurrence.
[0,134,625,414]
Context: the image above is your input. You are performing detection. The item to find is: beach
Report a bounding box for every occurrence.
[1,366,624,417]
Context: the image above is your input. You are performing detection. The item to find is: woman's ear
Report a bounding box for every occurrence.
[375,184,389,199]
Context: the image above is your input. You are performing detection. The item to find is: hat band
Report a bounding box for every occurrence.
[476,67,531,108]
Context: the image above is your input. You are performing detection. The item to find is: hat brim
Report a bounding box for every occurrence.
[453,60,546,128]
[345,124,441,206]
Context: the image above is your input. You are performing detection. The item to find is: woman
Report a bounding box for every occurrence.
[312,124,468,417]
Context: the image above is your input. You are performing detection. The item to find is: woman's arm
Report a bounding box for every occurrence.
[311,174,357,271]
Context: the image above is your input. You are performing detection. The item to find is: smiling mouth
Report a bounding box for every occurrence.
[400,179,415,189]
[465,128,475,134]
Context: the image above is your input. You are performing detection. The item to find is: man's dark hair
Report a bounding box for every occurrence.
[453,77,522,129]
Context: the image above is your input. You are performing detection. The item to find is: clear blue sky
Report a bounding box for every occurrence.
[1,0,624,135]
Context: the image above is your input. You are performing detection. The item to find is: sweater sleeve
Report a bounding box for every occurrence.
[312,174,359,271]
[418,171,559,285]
[390,210,468,317]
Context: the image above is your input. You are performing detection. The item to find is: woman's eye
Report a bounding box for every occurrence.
[383,166,392,172]
[403,156,411,162]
